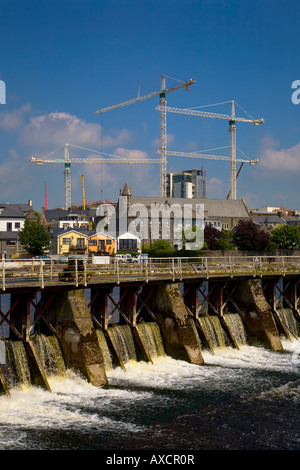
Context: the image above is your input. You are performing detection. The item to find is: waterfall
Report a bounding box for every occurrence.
[96,329,113,371]
[4,340,31,388]
[199,315,229,349]
[32,334,66,378]
[108,324,137,365]
[136,322,165,359]
[224,313,248,346]
[276,308,300,340]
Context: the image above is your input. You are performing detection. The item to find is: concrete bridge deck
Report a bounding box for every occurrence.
[1,255,300,292]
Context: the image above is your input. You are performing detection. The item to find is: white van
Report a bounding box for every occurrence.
[115,254,132,263]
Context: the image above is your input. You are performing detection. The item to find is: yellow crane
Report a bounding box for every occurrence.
[82,174,86,210]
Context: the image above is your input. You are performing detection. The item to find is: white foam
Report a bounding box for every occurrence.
[0,343,298,449]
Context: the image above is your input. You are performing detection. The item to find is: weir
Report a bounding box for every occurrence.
[0,261,299,394]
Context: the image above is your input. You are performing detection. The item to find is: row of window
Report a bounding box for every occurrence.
[6,222,21,230]
[62,238,112,246]
[89,239,112,246]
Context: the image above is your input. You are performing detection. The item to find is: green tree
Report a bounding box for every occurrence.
[271,224,300,250]
[218,230,236,251]
[19,220,51,256]
[144,239,175,257]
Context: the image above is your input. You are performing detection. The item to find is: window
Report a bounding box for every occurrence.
[77,238,85,248]
[89,240,97,246]
[6,240,16,246]
[62,238,71,244]
[106,239,112,245]
[15,222,20,229]
[6,223,12,231]
[119,239,137,250]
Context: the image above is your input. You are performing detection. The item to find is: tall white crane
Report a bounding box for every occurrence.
[95,75,196,197]
[156,101,264,199]
[30,143,160,210]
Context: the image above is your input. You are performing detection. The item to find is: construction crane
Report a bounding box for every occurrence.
[156,101,263,199]
[95,75,196,197]
[30,143,160,210]
[82,175,86,211]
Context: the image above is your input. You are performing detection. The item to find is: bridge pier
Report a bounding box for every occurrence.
[145,283,204,365]
[55,289,108,386]
[232,279,283,351]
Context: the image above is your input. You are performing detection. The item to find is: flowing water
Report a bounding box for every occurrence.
[135,321,166,359]
[224,312,248,346]
[198,315,230,348]
[276,308,300,340]
[0,316,299,451]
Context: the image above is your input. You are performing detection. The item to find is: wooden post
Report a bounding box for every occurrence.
[183,283,198,316]
[9,293,32,340]
[90,287,113,330]
[119,286,139,326]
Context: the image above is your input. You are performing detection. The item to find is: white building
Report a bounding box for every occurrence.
[117,232,141,252]
[0,205,26,231]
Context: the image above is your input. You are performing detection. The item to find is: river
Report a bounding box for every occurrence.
[0,338,298,451]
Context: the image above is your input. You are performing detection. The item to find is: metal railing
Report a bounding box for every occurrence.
[1,256,300,291]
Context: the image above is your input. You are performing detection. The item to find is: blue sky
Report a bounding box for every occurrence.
[0,0,300,211]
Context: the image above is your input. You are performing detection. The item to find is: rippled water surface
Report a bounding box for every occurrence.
[0,339,299,450]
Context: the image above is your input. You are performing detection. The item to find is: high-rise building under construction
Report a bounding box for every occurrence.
[166,168,206,199]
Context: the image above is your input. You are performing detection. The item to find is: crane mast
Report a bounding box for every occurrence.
[31,143,160,210]
[64,143,71,210]
[229,101,237,200]
[157,101,263,199]
[159,76,167,198]
[95,75,195,197]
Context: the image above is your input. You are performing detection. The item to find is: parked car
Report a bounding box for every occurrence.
[115,254,129,263]
[54,256,69,264]
[132,254,148,263]
[115,254,138,263]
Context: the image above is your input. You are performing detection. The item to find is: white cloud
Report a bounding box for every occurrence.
[113,147,149,160]
[206,177,228,199]
[0,104,31,130]
[260,135,300,172]
[20,111,132,149]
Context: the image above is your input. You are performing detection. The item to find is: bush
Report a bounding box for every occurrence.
[143,240,175,257]
[233,219,270,251]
